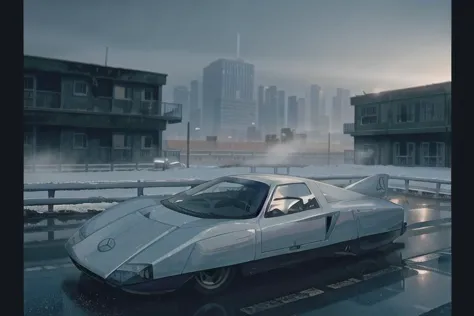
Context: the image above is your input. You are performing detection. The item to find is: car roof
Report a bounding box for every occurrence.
[230,173,307,185]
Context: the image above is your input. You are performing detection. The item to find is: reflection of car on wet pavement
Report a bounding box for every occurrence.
[61,246,412,316]
[65,173,407,296]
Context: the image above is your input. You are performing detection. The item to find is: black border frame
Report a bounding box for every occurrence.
[4,0,24,315]
[13,1,463,315]
[452,0,469,314]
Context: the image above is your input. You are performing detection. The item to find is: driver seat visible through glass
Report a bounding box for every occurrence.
[266,183,320,218]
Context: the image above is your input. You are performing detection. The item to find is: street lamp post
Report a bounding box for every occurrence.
[186,121,190,168]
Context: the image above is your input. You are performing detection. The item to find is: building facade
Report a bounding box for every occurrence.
[332,88,351,133]
[344,82,451,167]
[277,90,286,131]
[257,85,265,131]
[287,96,298,129]
[189,80,201,138]
[23,55,182,165]
[297,98,306,131]
[262,86,278,135]
[202,58,256,139]
[309,84,321,131]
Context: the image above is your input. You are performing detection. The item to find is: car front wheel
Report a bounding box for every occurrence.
[193,266,236,295]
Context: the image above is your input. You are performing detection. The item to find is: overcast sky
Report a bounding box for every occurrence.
[24,0,451,101]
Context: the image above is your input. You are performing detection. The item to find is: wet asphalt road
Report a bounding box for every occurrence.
[23,194,451,316]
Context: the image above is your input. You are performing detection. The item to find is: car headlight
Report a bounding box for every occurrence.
[107,263,154,285]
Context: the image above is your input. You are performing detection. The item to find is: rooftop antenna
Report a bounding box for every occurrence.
[105,47,109,66]
[236,32,240,60]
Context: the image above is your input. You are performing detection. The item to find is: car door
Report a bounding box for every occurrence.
[258,183,327,255]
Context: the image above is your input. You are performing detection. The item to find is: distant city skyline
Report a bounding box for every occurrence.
[24,0,451,101]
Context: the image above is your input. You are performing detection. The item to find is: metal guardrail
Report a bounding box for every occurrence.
[24,163,156,173]
[23,153,348,173]
[24,174,451,212]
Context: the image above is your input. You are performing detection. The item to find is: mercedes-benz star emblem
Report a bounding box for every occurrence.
[97,238,116,252]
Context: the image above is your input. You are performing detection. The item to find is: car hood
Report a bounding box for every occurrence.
[68,211,178,278]
[79,197,207,238]
[67,198,229,278]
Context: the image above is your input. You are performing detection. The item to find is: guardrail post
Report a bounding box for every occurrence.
[286,167,290,175]
[47,218,55,241]
[85,163,89,172]
[404,179,409,193]
[435,183,441,198]
[137,180,144,196]
[47,189,55,212]
[111,163,114,171]
[58,163,62,172]
[274,167,278,174]
[136,162,139,170]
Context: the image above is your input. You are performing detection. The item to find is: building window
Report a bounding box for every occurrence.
[113,134,132,149]
[73,81,88,96]
[114,86,133,100]
[420,100,435,121]
[360,106,377,125]
[421,142,445,167]
[24,76,35,90]
[393,142,415,166]
[142,88,157,101]
[73,133,88,149]
[394,103,414,123]
[141,135,153,149]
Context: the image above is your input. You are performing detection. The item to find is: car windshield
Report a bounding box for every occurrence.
[162,177,270,219]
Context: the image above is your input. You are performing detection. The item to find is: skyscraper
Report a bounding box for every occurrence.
[170,86,189,138]
[277,90,285,130]
[257,85,265,129]
[263,86,278,135]
[202,58,256,139]
[190,80,199,112]
[189,80,201,138]
[287,96,298,129]
[297,98,306,131]
[340,88,353,125]
[319,94,329,133]
[332,88,351,132]
[173,86,190,118]
[309,84,321,131]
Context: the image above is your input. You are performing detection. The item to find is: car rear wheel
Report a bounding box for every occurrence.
[193,266,236,295]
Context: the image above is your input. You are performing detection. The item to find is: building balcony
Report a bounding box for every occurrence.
[161,102,183,123]
[24,90,61,109]
[343,123,355,134]
[23,91,183,125]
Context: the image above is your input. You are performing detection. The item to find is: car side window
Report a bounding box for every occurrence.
[266,183,320,218]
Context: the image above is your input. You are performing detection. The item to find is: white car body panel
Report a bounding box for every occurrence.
[66,173,406,293]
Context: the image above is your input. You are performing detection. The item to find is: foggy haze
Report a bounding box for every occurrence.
[24,0,451,100]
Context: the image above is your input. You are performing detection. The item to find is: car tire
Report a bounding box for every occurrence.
[193,266,236,295]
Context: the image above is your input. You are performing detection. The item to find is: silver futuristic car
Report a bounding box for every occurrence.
[66,173,407,295]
